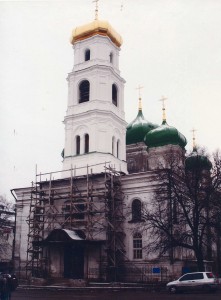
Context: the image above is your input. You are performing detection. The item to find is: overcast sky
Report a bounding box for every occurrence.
[0,0,221,201]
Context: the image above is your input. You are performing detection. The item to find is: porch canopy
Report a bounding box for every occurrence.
[33,228,104,246]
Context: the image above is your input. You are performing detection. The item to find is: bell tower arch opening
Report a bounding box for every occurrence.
[85,49,90,61]
[79,80,90,103]
[112,83,118,106]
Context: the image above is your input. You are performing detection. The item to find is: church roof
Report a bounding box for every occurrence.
[71,20,123,47]
[144,120,187,149]
[126,110,158,145]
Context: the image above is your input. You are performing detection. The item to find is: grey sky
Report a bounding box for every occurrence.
[0,0,221,200]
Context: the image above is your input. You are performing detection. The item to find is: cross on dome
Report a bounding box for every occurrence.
[136,85,144,98]
[159,95,167,109]
[92,0,99,20]
[159,96,167,123]
[136,85,144,111]
[191,128,197,151]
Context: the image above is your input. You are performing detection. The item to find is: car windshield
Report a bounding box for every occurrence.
[206,272,215,278]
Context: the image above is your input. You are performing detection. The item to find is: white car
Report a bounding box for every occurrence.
[166,272,218,293]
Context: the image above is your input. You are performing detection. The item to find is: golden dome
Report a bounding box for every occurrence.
[71,20,123,47]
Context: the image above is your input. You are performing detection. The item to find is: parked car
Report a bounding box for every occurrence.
[166,272,218,293]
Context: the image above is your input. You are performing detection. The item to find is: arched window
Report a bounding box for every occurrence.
[133,233,142,259]
[132,199,142,222]
[112,84,118,106]
[85,134,89,153]
[110,52,113,63]
[76,135,80,155]
[79,80,90,103]
[117,140,120,158]
[85,49,90,61]
[112,136,115,155]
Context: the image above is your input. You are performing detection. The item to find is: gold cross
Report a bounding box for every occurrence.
[136,85,144,111]
[159,96,167,122]
[136,85,144,98]
[191,128,197,149]
[159,95,167,109]
[93,0,99,20]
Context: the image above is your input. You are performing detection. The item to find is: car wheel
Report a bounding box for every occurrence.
[202,285,213,293]
[169,286,177,294]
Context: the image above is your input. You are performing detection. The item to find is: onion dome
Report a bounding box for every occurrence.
[144,96,187,148]
[185,151,212,171]
[126,97,158,145]
[71,20,123,47]
[185,131,212,170]
[144,120,187,148]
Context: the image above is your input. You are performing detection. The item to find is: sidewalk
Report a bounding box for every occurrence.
[17,282,167,292]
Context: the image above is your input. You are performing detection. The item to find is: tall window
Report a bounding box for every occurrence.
[133,233,142,259]
[79,80,90,103]
[110,52,113,63]
[132,199,142,222]
[85,49,90,61]
[112,136,115,155]
[112,84,118,106]
[117,140,120,158]
[85,134,89,153]
[74,200,85,220]
[76,135,80,155]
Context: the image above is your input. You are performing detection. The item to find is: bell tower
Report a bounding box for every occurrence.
[62,19,128,175]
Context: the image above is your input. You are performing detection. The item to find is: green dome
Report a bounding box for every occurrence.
[144,120,187,148]
[185,150,212,171]
[126,110,158,145]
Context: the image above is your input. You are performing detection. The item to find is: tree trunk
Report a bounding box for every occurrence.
[195,250,205,271]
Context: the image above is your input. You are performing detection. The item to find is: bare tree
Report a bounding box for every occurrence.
[0,195,15,257]
[140,149,221,272]
[209,150,221,275]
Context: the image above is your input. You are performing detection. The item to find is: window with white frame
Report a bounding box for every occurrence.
[133,233,143,259]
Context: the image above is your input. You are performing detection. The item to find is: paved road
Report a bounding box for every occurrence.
[11,288,221,300]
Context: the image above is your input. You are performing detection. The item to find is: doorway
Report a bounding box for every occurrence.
[64,244,84,279]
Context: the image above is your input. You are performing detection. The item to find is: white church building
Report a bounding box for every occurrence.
[12,17,208,284]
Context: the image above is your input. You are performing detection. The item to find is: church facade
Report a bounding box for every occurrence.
[12,18,213,284]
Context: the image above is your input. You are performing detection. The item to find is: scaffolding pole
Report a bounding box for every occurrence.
[25,162,125,280]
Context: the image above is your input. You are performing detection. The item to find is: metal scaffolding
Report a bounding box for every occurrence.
[25,163,125,280]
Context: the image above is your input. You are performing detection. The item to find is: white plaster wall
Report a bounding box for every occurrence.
[62,152,127,177]
[67,67,125,115]
[13,187,33,277]
[64,112,126,155]
[63,34,127,175]
[122,173,160,261]
[73,35,120,71]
